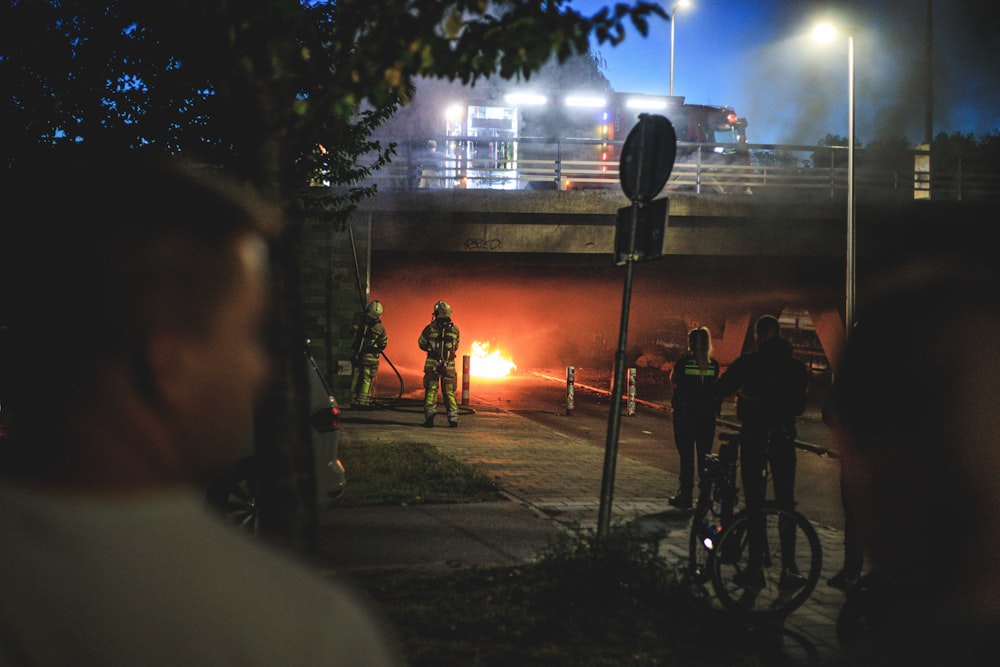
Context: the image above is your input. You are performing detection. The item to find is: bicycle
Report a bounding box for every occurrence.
[686,430,823,620]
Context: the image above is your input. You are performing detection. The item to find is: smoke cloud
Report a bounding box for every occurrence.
[739,0,1000,145]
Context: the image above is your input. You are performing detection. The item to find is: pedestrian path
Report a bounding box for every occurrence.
[341,398,847,664]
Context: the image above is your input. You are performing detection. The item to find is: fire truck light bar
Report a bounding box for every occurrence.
[565,96,607,108]
[505,92,547,106]
[625,97,669,111]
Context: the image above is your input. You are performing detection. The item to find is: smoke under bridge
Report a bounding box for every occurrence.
[369,251,842,376]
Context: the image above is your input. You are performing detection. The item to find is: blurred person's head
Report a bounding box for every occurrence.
[831,254,1000,608]
[0,152,283,489]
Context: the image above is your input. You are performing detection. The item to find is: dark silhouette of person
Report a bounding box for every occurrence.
[826,254,1000,664]
[826,378,865,592]
[714,314,809,588]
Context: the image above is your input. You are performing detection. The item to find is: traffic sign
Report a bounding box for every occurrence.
[619,114,677,203]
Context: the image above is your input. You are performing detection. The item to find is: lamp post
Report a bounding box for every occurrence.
[813,23,856,338]
[669,0,691,97]
[847,33,855,336]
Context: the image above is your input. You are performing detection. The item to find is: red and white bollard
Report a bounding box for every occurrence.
[461,354,471,406]
[566,366,575,416]
[627,367,637,416]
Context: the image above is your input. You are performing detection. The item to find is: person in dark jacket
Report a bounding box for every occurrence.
[714,314,808,588]
[825,380,865,592]
[825,254,1000,665]
[668,327,721,509]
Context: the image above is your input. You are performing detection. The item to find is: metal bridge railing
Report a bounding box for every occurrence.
[359,137,1000,202]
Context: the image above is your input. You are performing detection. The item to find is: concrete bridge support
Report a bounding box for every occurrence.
[714,313,752,366]
[809,308,847,375]
[712,305,844,370]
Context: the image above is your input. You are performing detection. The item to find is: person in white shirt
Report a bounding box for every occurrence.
[0,154,403,666]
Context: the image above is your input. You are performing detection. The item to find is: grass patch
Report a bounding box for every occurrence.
[336,440,791,666]
[337,440,504,506]
[354,526,769,667]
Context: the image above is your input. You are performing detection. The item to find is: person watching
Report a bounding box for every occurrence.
[713,314,809,589]
[668,326,722,510]
[0,154,402,666]
[827,255,1000,664]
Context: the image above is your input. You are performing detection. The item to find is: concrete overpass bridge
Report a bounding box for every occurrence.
[336,183,992,379]
[306,143,995,401]
[350,187,858,373]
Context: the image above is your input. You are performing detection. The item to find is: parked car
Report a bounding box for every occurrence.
[205,346,345,533]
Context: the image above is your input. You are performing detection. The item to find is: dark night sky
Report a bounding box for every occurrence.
[575,0,1000,145]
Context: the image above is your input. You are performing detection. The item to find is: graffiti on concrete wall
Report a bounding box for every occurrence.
[464,237,502,251]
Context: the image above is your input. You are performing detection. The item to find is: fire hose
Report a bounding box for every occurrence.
[347,222,473,416]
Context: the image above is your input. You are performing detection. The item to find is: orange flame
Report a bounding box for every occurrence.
[469,341,517,378]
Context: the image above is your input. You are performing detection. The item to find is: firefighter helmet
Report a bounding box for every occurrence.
[433,300,452,318]
[366,300,383,318]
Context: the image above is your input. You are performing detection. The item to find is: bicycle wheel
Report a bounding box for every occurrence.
[709,505,822,619]
[687,455,726,587]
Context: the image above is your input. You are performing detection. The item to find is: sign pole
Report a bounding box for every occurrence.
[597,199,639,540]
[597,114,676,542]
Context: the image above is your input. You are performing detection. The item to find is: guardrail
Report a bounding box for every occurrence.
[359,137,1000,202]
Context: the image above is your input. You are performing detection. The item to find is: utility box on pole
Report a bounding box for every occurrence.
[613,197,669,265]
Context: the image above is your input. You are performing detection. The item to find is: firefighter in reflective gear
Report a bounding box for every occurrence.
[418,300,460,427]
[350,300,388,408]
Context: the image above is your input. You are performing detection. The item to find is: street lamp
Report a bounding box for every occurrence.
[669,0,691,97]
[812,22,856,338]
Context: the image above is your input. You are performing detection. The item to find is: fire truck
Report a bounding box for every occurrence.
[609,93,748,167]
[578,92,750,191]
[376,86,749,191]
[450,91,748,191]
[611,94,748,145]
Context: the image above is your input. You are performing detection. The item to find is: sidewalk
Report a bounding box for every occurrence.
[327,395,847,665]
